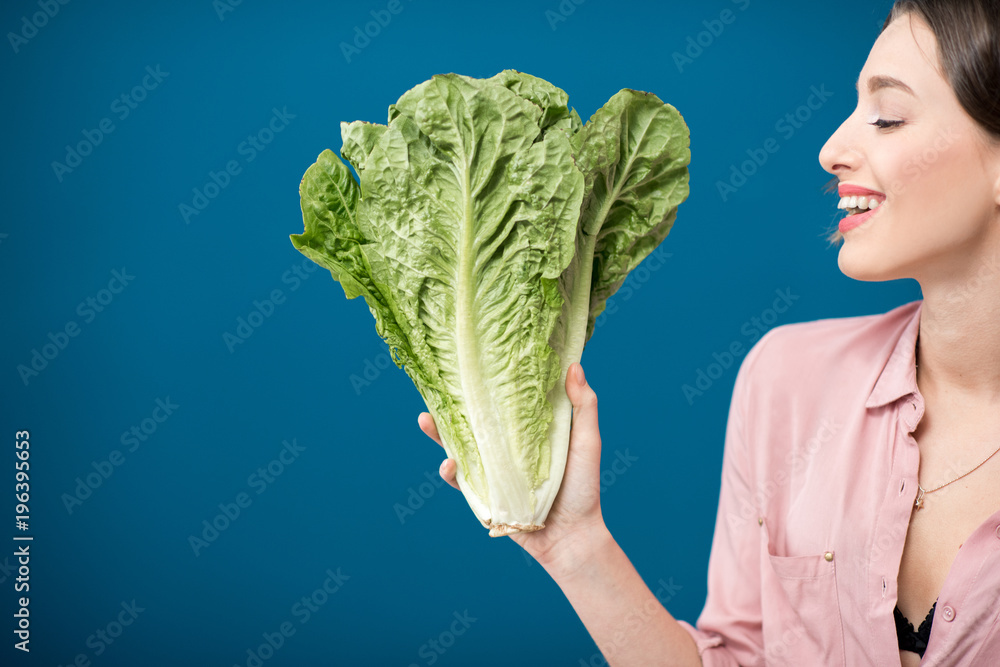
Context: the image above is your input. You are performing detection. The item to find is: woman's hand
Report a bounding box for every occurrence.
[417,362,607,575]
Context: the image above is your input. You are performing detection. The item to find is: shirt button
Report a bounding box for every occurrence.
[942,605,956,622]
[824,551,834,562]
[995,524,1000,540]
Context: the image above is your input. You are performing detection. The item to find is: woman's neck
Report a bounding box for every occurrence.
[916,258,1000,406]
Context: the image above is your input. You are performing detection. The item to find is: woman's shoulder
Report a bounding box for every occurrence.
[756,299,919,354]
[738,299,921,394]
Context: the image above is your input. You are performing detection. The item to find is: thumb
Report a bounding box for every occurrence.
[565,363,601,459]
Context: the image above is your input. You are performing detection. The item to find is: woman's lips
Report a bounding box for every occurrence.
[836,184,886,234]
[837,184,886,199]
[839,206,880,233]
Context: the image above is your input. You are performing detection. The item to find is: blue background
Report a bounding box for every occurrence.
[1,0,919,665]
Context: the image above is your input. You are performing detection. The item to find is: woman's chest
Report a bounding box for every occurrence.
[896,406,1000,616]
[751,404,1000,665]
[895,487,998,617]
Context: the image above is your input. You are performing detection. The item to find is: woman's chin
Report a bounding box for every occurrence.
[837,246,895,283]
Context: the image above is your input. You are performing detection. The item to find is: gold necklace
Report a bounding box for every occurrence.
[911,334,1000,509]
[915,443,1000,509]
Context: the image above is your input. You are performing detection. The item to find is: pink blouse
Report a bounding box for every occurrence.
[678,300,1000,666]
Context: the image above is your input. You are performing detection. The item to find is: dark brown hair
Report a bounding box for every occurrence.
[826,0,1000,245]
[887,0,1000,139]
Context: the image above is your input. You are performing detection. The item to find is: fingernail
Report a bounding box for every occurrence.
[575,363,586,386]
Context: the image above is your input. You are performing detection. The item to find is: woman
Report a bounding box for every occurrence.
[419,1,1000,664]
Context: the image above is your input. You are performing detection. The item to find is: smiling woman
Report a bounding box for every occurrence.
[415,1,1000,665]
[820,2,1000,286]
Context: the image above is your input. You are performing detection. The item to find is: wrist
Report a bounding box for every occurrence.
[533,518,614,582]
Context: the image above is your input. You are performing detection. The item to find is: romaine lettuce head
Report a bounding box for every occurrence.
[292,70,689,536]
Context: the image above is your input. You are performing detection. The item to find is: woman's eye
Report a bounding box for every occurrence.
[869,118,905,130]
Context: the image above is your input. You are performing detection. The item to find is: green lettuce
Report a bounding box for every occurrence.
[292,70,689,536]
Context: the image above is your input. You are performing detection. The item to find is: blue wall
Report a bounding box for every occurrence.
[2,0,916,665]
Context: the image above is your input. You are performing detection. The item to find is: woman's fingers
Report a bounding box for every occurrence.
[417,412,443,447]
[418,366,603,528]
[439,458,460,490]
[418,412,460,489]
[565,363,602,461]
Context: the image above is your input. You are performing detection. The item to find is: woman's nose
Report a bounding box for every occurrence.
[819,116,861,176]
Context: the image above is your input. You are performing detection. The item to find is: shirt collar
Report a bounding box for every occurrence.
[865,300,923,409]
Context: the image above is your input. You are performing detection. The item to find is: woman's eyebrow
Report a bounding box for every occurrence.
[856,74,917,96]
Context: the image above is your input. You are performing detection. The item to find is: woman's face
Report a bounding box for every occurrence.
[819,12,1000,284]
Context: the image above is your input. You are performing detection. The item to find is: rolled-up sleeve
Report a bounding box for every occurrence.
[678,333,771,667]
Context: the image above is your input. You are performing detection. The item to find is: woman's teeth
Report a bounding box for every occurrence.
[837,195,883,215]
